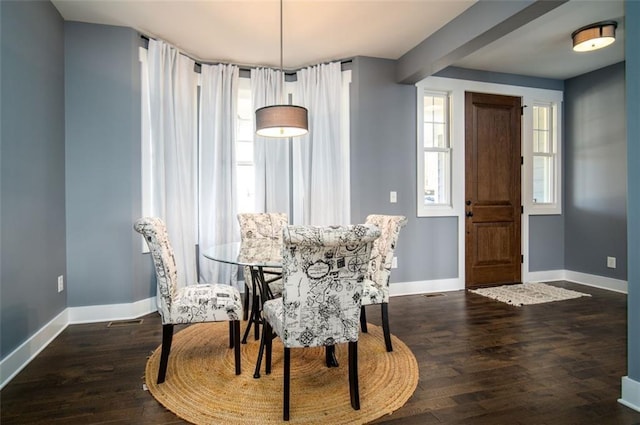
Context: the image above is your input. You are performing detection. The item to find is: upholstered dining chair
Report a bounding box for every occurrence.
[360,214,408,352]
[237,212,288,317]
[261,224,381,421]
[134,217,243,384]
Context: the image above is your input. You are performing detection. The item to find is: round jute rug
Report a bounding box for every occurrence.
[145,322,418,424]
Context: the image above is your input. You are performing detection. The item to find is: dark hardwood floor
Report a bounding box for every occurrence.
[2,281,640,424]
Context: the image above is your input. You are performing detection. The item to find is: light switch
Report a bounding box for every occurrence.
[390,191,397,203]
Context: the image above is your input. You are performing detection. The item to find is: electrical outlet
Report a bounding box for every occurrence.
[390,191,397,203]
[607,256,616,269]
[57,275,64,292]
[391,256,398,269]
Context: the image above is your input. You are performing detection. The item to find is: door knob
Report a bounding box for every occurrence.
[466,211,473,217]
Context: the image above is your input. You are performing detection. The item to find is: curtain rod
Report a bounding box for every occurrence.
[140,34,352,75]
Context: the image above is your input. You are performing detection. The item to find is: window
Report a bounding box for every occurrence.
[417,90,452,216]
[236,77,255,213]
[532,103,557,206]
[526,98,562,214]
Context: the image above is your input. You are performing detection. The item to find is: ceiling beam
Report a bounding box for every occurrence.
[395,0,568,85]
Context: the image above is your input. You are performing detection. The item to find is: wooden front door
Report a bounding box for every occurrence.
[465,92,522,289]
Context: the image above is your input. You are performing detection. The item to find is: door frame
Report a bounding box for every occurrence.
[415,76,563,290]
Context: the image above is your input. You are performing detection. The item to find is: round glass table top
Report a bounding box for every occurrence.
[203,240,283,268]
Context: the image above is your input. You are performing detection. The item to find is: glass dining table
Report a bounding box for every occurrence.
[203,239,338,378]
[202,240,283,345]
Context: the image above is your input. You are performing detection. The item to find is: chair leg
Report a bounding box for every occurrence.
[283,347,291,421]
[228,321,234,349]
[265,323,273,375]
[233,321,241,375]
[348,341,360,410]
[381,303,393,352]
[360,305,368,333]
[157,324,174,384]
[325,345,339,367]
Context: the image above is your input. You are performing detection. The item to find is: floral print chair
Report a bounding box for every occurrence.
[134,217,243,384]
[360,214,408,352]
[237,213,288,319]
[261,224,381,421]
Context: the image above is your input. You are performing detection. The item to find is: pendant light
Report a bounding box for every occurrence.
[572,21,617,53]
[255,0,308,138]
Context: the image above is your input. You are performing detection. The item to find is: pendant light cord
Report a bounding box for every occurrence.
[279,0,284,105]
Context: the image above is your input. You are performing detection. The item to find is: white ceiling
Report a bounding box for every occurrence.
[51,0,625,80]
[456,0,625,80]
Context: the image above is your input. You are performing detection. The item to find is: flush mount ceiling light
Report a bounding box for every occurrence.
[255,0,308,138]
[572,21,617,53]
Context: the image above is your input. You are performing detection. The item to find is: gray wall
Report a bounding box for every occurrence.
[65,22,153,307]
[350,56,459,283]
[564,62,627,281]
[1,0,66,358]
[625,0,639,382]
[529,215,565,271]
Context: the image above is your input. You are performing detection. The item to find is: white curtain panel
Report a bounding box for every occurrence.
[250,68,290,214]
[147,39,199,288]
[198,63,241,289]
[294,62,349,225]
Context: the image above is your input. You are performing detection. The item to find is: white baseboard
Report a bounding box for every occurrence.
[526,269,566,283]
[0,296,157,390]
[390,278,463,297]
[563,270,628,293]
[527,270,628,293]
[0,309,68,390]
[390,270,628,298]
[619,376,640,412]
[68,296,157,324]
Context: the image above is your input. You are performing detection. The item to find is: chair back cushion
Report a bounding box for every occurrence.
[134,217,177,322]
[279,224,380,348]
[237,212,288,241]
[364,215,408,303]
[237,212,288,294]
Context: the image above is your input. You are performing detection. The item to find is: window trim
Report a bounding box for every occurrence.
[416,87,456,217]
[528,101,562,214]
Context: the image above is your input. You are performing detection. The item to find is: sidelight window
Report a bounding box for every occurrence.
[417,90,452,216]
[532,102,558,207]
